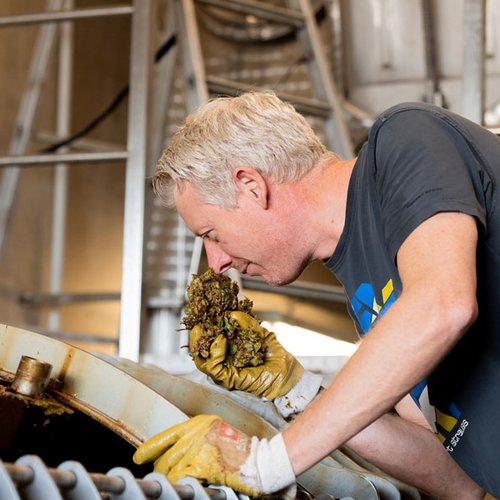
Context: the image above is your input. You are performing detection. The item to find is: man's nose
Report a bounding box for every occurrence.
[204,240,232,273]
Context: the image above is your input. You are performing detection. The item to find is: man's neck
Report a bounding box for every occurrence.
[307,155,357,260]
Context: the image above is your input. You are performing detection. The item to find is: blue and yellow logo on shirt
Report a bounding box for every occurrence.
[435,403,469,453]
[351,279,395,333]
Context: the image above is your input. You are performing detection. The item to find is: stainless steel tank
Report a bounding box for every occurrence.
[0,323,420,499]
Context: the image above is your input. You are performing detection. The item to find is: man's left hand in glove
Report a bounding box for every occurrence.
[133,414,295,496]
[190,311,323,418]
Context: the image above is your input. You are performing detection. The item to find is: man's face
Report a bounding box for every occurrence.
[174,181,309,286]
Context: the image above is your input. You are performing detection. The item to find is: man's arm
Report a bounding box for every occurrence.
[345,394,484,499]
[283,212,479,476]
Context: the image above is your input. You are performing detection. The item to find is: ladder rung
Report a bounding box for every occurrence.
[147,296,187,308]
[207,75,331,118]
[19,292,120,306]
[36,131,126,153]
[0,5,134,28]
[196,0,305,28]
[241,275,346,303]
[0,151,128,167]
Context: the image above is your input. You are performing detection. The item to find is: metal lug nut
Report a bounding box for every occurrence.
[11,355,53,397]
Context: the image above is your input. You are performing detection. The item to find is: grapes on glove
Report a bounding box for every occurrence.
[189,311,304,400]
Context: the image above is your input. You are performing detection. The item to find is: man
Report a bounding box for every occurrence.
[133,92,500,498]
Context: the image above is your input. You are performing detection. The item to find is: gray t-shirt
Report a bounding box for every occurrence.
[325,102,500,494]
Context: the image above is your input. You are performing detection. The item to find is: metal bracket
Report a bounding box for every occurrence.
[143,472,182,500]
[210,484,249,499]
[15,455,63,500]
[106,467,147,500]
[177,476,212,499]
[57,460,101,500]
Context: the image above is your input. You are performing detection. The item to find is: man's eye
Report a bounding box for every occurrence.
[204,233,218,242]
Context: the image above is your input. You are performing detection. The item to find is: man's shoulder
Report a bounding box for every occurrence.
[374,102,447,128]
[368,102,457,149]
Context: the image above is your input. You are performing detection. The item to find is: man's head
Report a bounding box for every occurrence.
[154,91,331,285]
[153,91,327,208]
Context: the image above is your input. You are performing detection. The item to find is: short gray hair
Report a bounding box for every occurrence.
[153,91,328,207]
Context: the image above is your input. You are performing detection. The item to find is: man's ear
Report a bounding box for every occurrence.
[233,167,269,209]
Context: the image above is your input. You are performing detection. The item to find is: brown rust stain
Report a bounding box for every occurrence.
[55,348,75,386]
[49,389,143,448]
[0,385,73,416]
[0,368,14,384]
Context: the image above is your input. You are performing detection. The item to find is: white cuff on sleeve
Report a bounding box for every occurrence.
[238,433,296,495]
[273,370,323,418]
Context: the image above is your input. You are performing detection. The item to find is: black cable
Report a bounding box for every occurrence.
[41,34,176,154]
[154,33,176,63]
[40,83,129,153]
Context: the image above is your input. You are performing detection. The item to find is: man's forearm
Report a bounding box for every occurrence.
[282,281,472,474]
[345,412,484,500]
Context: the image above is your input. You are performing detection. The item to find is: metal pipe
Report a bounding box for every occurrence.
[485,0,497,58]
[48,0,74,332]
[0,5,134,27]
[377,0,393,69]
[0,151,128,167]
[421,0,447,107]
[147,278,346,308]
[19,291,120,306]
[4,463,33,484]
[118,0,154,361]
[328,0,346,96]
[241,276,347,303]
[3,462,227,499]
[462,0,486,123]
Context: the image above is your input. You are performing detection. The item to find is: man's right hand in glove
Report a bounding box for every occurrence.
[133,414,296,496]
[189,311,323,417]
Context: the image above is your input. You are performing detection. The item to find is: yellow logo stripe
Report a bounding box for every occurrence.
[436,408,458,432]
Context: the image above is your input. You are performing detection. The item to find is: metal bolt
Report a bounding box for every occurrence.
[11,355,53,397]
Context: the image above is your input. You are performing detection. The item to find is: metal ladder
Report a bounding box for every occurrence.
[173,0,357,283]
[135,0,360,371]
[0,1,156,361]
[170,0,355,297]
[176,0,354,156]
[0,1,357,371]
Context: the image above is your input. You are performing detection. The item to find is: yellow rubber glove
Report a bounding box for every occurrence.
[133,415,258,496]
[189,311,304,400]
